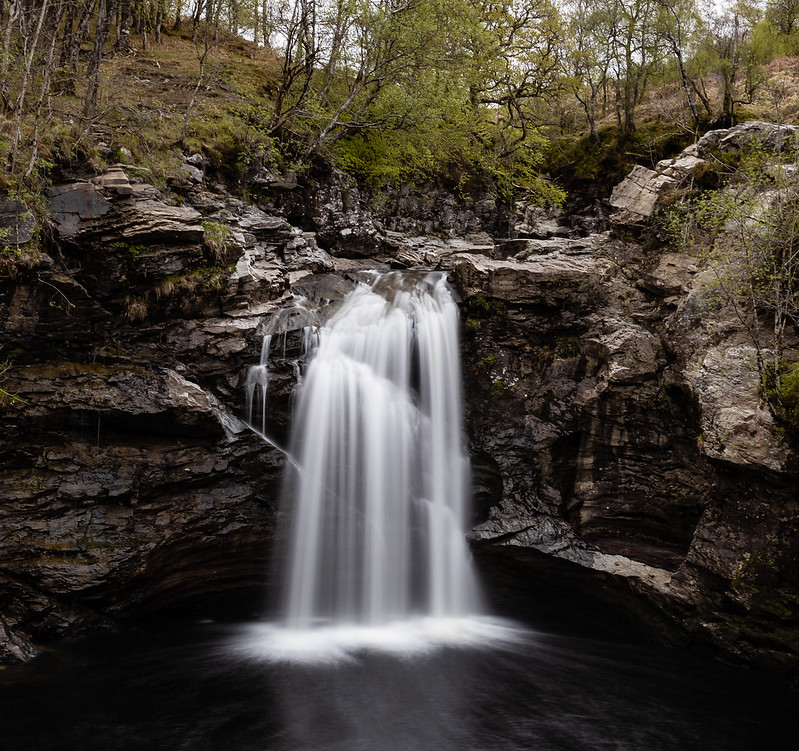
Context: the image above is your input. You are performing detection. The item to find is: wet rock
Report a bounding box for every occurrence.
[48,182,113,236]
[3,138,799,670]
[180,163,204,184]
[226,240,286,311]
[234,205,293,239]
[0,618,38,663]
[447,183,799,667]
[713,121,799,153]
[283,230,334,272]
[290,272,359,305]
[591,315,660,384]
[501,233,609,261]
[639,253,699,296]
[0,355,284,657]
[379,184,506,237]
[514,203,572,239]
[447,251,608,308]
[8,363,228,438]
[253,168,299,191]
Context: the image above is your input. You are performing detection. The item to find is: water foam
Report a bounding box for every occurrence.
[230,616,528,664]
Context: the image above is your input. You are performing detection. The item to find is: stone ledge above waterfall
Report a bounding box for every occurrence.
[48,167,204,244]
[6,363,227,439]
[445,251,613,308]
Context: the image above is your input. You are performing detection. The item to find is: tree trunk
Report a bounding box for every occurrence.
[673,44,699,129]
[689,77,712,117]
[116,0,131,54]
[8,0,51,171]
[84,0,114,118]
[26,1,66,177]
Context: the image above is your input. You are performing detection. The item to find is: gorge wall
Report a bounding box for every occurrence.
[1,124,797,670]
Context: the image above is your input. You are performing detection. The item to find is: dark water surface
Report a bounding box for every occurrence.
[0,624,794,751]
[0,618,793,751]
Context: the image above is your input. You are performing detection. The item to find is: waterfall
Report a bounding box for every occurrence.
[270,271,480,629]
[245,304,319,437]
[244,334,271,436]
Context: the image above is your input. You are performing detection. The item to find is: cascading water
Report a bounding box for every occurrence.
[245,303,319,437]
[242,271,481,638]
[280,271,480,628]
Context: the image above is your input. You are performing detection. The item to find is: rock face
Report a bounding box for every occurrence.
[0,169,297,661]
[0,198,36,245]
[609,164,678,223]
[454,124,799,669]
[2,125,799,669]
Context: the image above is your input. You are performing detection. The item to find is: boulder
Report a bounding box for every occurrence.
[446,251,608,308]
[610,122,799,230]
[609,164,677,222]
[687,345,790,472]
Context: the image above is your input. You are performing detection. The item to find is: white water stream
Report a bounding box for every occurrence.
[280,272,480,628]
[240,271,493,659]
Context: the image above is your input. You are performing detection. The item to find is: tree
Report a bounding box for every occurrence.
[610,0,665,136]
[564,0,612,143]
[701,0,764,126]
[84,0,115,118]
[655,0,707,131]
[261,0,564,206]
[766,0,799,35]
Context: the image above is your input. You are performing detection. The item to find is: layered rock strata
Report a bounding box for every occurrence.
[1,124,798,669]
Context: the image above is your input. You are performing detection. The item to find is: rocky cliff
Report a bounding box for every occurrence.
[460,122,799,668]
[1,124,797,669]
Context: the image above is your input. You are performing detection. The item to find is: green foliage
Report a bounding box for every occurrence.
[3,0,799,213]
[472,352,508,396]
[467,296,508,317]
[201,221,236,263]
[0,227,20,267]
[548,124,694,195]
[766,0,799,35]
[464,296,508,330]
[257,0,565,204]
[777,361,799,426]
[0,188,44,277]
[111,241,151,257]
[489,378,508,398]
[335,125,443,189]
[475,354,497,375]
